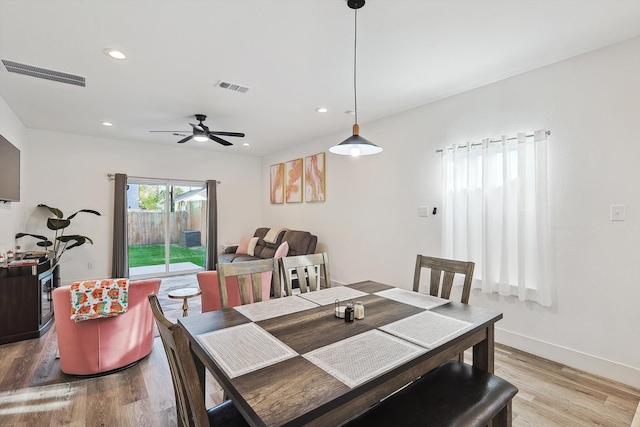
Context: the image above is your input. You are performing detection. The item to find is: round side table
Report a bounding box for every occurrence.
[168,287,202,317]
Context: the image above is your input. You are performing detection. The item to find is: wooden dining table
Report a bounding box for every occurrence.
[178,280,503,427]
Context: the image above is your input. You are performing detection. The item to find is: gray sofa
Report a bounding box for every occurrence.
[219,227,317,264]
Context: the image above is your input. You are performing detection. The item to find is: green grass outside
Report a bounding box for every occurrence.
[128,244,205,268]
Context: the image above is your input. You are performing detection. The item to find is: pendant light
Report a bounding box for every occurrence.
[330,0,382,157]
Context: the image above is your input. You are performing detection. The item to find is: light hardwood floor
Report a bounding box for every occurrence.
[490,346,639,426]
[0,276,637,426]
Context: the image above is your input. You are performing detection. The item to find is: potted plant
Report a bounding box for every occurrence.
[15,204,101,269]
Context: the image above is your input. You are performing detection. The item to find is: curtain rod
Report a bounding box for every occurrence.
[435,130,551,153]
[107,174,220,184]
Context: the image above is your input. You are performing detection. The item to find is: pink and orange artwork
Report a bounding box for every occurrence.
[270,163,284,204]
[305,152,325,202]
[285,158,303,203]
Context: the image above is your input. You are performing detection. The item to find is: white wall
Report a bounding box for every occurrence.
[18,129,263,284]
[0,97,28,251]
[262,37,640,387]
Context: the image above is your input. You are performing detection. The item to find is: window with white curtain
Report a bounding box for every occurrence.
[441,130,552,306]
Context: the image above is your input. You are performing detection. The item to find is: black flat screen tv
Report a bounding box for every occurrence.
[0,134,20,202]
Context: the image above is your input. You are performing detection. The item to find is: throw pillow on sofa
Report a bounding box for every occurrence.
[247,237,259,256]
[236,236,251,254]
[274,241,289,258]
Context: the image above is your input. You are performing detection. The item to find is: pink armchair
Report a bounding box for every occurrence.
[200,240,288,311]
[197,271,271,312]
[52,278,161,376]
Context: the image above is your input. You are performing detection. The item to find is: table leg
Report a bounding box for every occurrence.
[191,346,206,400]
[472,323,495,373]
[181,297,189,317]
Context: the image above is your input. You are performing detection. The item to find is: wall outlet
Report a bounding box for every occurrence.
[418,206,429,217]
[611,205,625,221]
[88,262,94,270]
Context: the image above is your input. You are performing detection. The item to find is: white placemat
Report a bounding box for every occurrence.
[302,330,425,388]
[296,286,369,306]
[233,296,319,322]
[374,288,450,309]
[197,323,297,378]
[379,310,472,349]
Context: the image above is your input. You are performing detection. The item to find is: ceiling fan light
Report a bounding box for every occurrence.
[193,134,209,142]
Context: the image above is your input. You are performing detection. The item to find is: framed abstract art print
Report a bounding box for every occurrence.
[305,152,325,202]
[285,158,303,203]
[270,163,284,204]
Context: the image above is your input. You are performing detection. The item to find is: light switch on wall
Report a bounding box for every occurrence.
[611,205,625,221]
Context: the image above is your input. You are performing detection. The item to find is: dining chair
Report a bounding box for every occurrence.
[148,294,249,427]
[413,254,475,304]
[414,255,475,363]
[343,360,518,427]
[217,258,280,309]
[280,252,331,296]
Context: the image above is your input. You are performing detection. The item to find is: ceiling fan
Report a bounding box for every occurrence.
[150,114,245,146]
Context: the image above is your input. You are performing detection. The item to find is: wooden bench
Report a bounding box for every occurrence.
[343,361,518,427]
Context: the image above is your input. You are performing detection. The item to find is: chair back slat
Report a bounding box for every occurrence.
[250,272,264,303]
[441,271,456,299]
[429,269,442,297]
[306,266,318,292]
[280,252,331,296]
[218,258,279,308]
[148,295,209,427]
[413,255,475,304]
[294,267,309,293]
[237,275,252,305]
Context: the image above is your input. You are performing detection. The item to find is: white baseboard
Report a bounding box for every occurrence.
[496,328,640,389]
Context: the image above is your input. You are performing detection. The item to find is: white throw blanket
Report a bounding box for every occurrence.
[264,227,287,244]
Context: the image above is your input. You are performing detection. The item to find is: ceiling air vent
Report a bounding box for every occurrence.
[1,59,86,87]
[216,80,250,93]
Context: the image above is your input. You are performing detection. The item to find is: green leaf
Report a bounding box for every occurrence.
[57,235,93,249]
[38,204,63,218]
[47,218,71,230]
[67,209,101,220]
[57,235,84,242]
[15,232,49,241]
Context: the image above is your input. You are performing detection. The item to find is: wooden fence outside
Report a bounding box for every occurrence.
[128,202,207,246]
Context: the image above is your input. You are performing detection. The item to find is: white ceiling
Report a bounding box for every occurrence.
[1,0,639,157]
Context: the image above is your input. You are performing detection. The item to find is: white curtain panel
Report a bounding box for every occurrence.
[441,130,551,306]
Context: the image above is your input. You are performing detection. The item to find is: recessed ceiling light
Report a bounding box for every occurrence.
[102,122,113,127]
[315,107,328,113]
[242,143,250,147]
[103,48,126,60]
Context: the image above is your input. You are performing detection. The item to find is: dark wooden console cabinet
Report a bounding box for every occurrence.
[0,261,59,345]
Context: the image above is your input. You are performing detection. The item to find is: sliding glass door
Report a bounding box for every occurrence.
[127,178,206,277]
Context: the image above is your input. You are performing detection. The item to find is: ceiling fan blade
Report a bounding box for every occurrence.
[209,131,245,138]
[177,135,193,144]
[209,135,233,146]
[189,122,205,131]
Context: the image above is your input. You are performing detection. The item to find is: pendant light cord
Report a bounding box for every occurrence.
[353,7,358,125]
[330,1,382,155]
